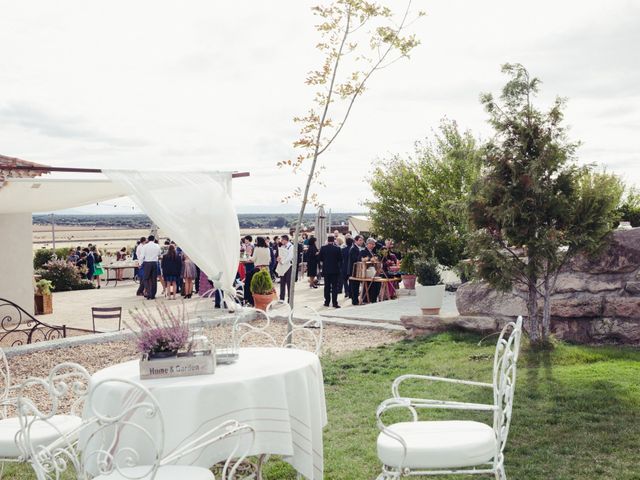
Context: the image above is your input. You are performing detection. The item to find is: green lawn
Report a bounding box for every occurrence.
[6,333,640,479]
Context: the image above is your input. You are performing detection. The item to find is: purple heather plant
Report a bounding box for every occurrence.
[125,302,190,356]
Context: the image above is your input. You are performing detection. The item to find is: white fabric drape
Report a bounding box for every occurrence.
[104,170,239,296]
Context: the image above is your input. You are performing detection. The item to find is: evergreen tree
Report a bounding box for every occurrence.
[469,64,623,344]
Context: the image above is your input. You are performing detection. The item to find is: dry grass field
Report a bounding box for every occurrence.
[33,226,289,252]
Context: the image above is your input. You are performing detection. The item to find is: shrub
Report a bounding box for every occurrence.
[35,279,54,295]
[250,268,274,295]
[399,252,418,275]
[37,260,94,292]
[415,258,442,286]
[33,247,73,269]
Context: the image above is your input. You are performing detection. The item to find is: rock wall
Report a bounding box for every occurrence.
[456,228,640,344]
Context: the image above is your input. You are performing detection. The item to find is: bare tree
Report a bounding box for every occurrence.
[278,0,423,310]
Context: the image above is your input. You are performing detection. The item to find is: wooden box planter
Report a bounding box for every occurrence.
[34,294,53,315]
[139,351,216,379]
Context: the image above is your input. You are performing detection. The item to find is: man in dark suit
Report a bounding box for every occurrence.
[348,235,364,305]
[341,237,354,297]
[319,235,342,308]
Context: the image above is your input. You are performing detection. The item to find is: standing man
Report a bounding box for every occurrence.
[276,234,294,302]
[341,236,354,297]
[348,235,364,305]
[135,237,146,296]
[319,235,342,308]
[140,235,162,300]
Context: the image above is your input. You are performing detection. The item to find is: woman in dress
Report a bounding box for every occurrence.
[182,253,197,299]
[306,237,319,288]
[90,246,103,289]
[161,244,182,300]
[116,247,127,281]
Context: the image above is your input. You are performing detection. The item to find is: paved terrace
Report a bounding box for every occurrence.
[36,278,459,334]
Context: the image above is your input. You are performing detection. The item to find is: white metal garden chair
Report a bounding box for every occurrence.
[0,353,89,480]
[375,316,523,480]
[18,376,255,480]
[237,302,323,355]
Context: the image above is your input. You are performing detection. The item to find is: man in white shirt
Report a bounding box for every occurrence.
[140,235,162,299]
[135,237,147,296]
[277,234,294,302]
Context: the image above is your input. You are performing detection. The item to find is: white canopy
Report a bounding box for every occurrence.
[0,178,127,214]
[348,215,372,235]
[0,171,240,300]
[105,170,239,296]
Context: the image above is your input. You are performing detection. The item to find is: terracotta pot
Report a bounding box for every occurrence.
[253,291,277,311]
[401,274,416,290]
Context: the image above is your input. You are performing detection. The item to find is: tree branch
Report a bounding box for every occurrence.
[317,1,412,156]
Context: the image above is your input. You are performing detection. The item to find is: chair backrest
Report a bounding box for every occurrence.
[237,306,279,347]
[81,378,164,479]
[237,303,323,355]
[0,346,11,419]
[16,362,91,479]
[492,316,523,456]
[282,306,323,355]
[91,307,122,333]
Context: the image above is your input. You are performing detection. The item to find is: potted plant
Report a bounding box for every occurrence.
[400,252,417,290]
[126,303,190,359]
[250,268,277,311]
[34,279,54,315]
[415,258,445,315]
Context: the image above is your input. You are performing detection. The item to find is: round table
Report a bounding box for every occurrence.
[87,348,327,479]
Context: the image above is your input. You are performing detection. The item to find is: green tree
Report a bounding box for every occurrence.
[616,187,640,227]
[367,119,482,269]
[468,64,624,344]
[278,0,423,309]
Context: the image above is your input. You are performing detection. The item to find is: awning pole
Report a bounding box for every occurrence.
[5,165,250,178]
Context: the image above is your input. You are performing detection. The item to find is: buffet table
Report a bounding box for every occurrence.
[86,347,327,479]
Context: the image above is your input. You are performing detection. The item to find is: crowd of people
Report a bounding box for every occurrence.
[63,230,401,309]
[240,231,402,308]
[133,235,200,301]
[66,245,105,288]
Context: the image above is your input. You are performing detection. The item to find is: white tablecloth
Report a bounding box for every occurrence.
[87,348,327,479]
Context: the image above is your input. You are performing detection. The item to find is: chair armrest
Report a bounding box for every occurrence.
[392,374,492,398]
[161,420,255,478]
[377,397,496,421]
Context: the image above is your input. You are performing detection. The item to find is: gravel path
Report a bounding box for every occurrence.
[7,323,403,414]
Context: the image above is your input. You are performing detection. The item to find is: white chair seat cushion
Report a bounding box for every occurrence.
[94,465,214,480]
[377,420,496,469]
[0,414,82,458]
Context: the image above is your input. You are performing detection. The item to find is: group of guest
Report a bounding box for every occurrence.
[133,236,197,300]
[66,245,105,288]
[302,233,401,306]
[241,234,294,305]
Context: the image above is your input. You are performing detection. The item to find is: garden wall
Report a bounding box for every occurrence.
[456,227,640,344]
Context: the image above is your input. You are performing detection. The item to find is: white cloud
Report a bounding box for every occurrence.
[0,0,638,213]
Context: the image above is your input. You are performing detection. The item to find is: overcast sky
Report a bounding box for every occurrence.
[1,1,638,214]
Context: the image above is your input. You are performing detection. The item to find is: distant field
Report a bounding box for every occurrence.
[33,226,289,251]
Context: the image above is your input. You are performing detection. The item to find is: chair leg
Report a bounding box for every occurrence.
[495,465,506,480]
[376,468,400,480]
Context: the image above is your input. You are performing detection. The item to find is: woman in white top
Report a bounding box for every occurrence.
[251,236,272,269]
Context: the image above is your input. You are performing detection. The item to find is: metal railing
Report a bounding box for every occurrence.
[0,297,68,346]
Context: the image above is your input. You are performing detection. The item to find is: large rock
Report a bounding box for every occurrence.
[456,228,640,344]
[401,314,499,339]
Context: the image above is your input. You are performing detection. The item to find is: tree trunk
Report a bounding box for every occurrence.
[527,279,539,343]
[542,275,551,341]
